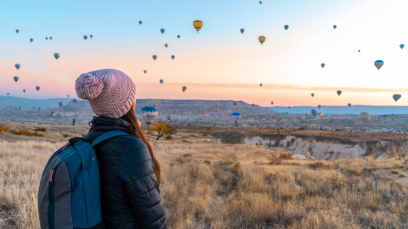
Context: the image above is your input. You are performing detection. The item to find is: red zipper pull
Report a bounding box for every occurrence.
[49,169,54,186]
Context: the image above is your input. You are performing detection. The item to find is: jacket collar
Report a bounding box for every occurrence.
[89,116,132,134]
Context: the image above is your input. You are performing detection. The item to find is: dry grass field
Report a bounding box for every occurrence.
[1,122,408,228]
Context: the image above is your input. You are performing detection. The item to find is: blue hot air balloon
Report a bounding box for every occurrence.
[171,55,175,60]
[54,53,60,60]
[358,50,360,52]
[141,106,158,125]
[177,35,180,39]
[160,28,165,34]
[139,21,142,25]
[400,44,404,49]
[333,25,337,29]
[311,109,317,117]
[15,64,20,70]
[231,112,242,124]
[240,28,245,34]
[284,25,289,30]
[13,76,19,82]
[374,60,384,71]
[36,86,40,91]
[160,79,164,84]
[260,84,262,87]
[167,116,171,122]
[321,63,325,68]
[23,89,26,93]
[51,111,54,115]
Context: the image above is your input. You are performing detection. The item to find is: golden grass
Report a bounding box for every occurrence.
[1,127,408,228]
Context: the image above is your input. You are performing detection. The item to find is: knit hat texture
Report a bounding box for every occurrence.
[75,69,136,118]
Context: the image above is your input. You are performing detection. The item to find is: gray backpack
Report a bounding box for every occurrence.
[38,130,135,229]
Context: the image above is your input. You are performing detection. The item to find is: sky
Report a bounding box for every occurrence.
[1,0,408,107]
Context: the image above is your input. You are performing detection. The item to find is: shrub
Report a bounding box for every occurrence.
[11,129,44,137]
[0,125,10,133]
[62,134,69,138]
[35,127,47,132]
[309,161,330,170]
[151,121,176,140]
[203,133,209,136]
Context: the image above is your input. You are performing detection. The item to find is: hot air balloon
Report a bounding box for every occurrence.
[259,1,262,4]
[177,35,180,39]
[311,93,315,97]
[171,55,175,60]
[260,84,262,87]
[16,29,19,33]
[7,93,9,96]
[288,106,291,109]
[348,103,351,107]
[36,86,40,91]
[228,109,231,114]
[305,112,309,116]
[90,35,93,39]
[318,105,321,109]
[182,86,187,92]
[271,101,273,105]
[141,106,158,125]
[15,64,20,70]
[144,70,147,74]
[252,104,255,108]
[33,107,35,110]
[321,63,325,68]
[73,99,77,103]
[202,111,206,116]
[400,44,404,49]
[83,35,88,40]
[160,79,163,84]
[358,50,360,52]
[284,25,289,30]
[393,94,401,102]
[333,25,337,29]
[258,36,266,45]
[51,111,54,115]
[59,102,64,108]
[153,103,156,108]
[67,94,70,98]
[215,103,219,108]
[50,37,53,40]
[360,112,370,124]
[320,113,324,116]
[57,113,62,118]
[167,116,171,122]
[337,90,342,96]
[139,21,142,25]
[165,44,168,48]
[240,28,244,34]
[215,107,219,112]
[233,101,237,107]
[23,89,26,93]
[160,28,165,34]
[54,53,60,60]
[30,38,33,42]
[38,108,41,110]
[232,112,241,124]
[13,76,19,82]
[193,20,203,32]
[311,109,317,117]
[45,37,48,40]
[374,60,384,70]
[153,55,157,60]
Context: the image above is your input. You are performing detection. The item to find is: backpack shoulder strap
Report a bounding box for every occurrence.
[92,130,131,147]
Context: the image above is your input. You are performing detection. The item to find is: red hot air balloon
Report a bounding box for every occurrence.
[30,38,33,42]
[259,1,262,4]
[201,111,206,116]
[50,37,53,40]
[16,29,19,33]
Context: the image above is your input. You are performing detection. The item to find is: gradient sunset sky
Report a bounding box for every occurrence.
[1,0,408,107]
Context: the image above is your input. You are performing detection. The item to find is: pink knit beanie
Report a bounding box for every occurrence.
[75,69,136,118]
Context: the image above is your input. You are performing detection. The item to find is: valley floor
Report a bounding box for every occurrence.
[1,123,408,228]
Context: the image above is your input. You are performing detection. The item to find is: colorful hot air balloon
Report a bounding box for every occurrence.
[228,109,231,114]
[333,25,337,29]
[215,103,219,108]
[45,37,48,40]
[50,37,53,40]
[311,109,317,117]
[15,64,20,70]
[311,93,315,97]
[90,35,93,39]
[259,1,262,4]
[321,63,325,68]
[348,103,351,107]
[30,38,33,42]
[153,55,157,61]
[233,101,238,107]
[374,60,384,71]
[141,106,158,125]
[165,44,168,48]
[167,116,171,122]
[258,36,266,45]
[67,94,70,98]
[83,35,88,40]
[305,112,309,116]
[177,35,180,39]
[337,90,342,96]
[360,112,370,124]
[144,70,147,74]
[182,86,187,92]
[59,102,64,108]
[284,25,289,30]
[400,44,404,49]
[193,20,203,32]
[240,28,245,34]
[54,53,60,60]
[260,84,262,87]
[73,99,77,103]
[252,104,255,108]
[139,21,142,25]
[232,112,242,124]
[13,76,19,82]
[320,113,324,116]
[171,55,175,60]
[215,107,219,112]
[393,94,401,102]
[16,29,19,33]
[23,89,26,93]
[202,111,206,116]
[160,28,165,34]
[36,86,40,91]
[318,105,321,109]
[160,79,164,84]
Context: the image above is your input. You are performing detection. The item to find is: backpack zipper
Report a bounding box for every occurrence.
[48,161,63,229]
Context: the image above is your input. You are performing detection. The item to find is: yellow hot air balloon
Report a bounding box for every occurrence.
[271,101,273,105]
[193,20,203,33]
[165,44,168,48]
[258,36,266,45]
[67,94,70,98]
[360,112,370,124]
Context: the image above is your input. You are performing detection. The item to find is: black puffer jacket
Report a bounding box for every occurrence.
[87,116,167,229]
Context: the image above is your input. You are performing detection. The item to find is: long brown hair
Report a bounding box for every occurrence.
[120,108,161,186]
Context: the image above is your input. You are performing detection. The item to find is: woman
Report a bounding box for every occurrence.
[75,69,167,229]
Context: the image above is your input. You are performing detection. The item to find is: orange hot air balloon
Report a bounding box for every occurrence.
[228,109,231,114]
[193,20,203,33]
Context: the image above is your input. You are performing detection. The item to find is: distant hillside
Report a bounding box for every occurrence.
[271,105,408,115]
[0,96,73,110]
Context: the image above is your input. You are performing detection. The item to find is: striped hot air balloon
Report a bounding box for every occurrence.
[232,112,241,124]
[360,112,370,124]
[141,106,158,125]
[393,94,401,102]
[193,20,203,32]
[258,36,266,45]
